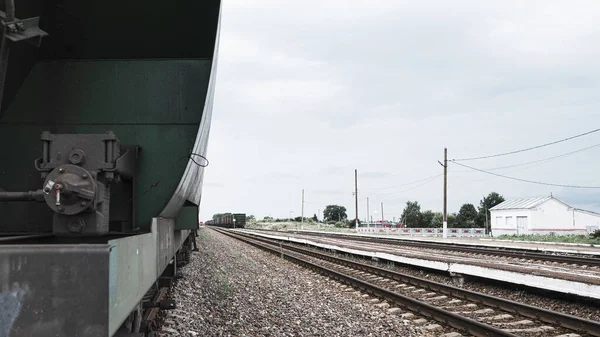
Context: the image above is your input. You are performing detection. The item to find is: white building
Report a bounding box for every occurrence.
[490,195,600,236]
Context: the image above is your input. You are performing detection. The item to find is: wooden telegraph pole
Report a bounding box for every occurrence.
[438,148,448,238]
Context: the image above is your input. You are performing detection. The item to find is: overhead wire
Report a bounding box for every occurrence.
[449,143,600,187]
[364,173,443,192]
[452,128,600,161]
[481,143,600,170]
[451,161,600,189]
[376,175,443,204]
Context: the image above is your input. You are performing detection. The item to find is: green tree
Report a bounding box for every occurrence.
[419,210,436,228]
[431,212,443,227]
[263,216,273,221]
[447,213,458,228]
[312,214,318,222]
[477,192,505,227]
[324,205,347,222]
[401,201,422,228]
[247,215,256,221]
[349,219,361,228]
[457,203,478,227]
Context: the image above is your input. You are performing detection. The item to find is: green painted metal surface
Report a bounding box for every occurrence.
[176,206,200,230]
[0,60,211,232]
[108,221,158,336]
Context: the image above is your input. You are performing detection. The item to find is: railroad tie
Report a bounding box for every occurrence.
[491,320,534,327]
[503,326,555,333]
[387,307,402,315]
[439,333,462,337]
[425,324,442,331]
[480,314,513,321]
[473,308,494,315]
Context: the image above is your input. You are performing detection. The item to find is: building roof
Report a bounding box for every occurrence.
[574,208,600,217]
[490,196,571,211]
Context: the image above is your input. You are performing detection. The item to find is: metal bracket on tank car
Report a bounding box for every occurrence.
[0,11,48,47]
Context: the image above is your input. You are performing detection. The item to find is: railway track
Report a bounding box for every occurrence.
[216,228,600,337]
[277,230,600,267]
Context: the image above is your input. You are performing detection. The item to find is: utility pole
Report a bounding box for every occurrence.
[366,197,370,228]
[301,189,304,230]
[483,195,488,236]
[381,203,384,222]
[438,148,448,238]
[354,169,359,232]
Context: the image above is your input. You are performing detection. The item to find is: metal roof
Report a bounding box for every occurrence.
[490,196,557,210]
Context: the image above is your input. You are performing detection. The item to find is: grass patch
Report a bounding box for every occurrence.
[496,234,600,245]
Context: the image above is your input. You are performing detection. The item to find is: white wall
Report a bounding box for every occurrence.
[490,209,532,236]
[532,198,580,234]
[574,210,600,232]
[491,199,599,236]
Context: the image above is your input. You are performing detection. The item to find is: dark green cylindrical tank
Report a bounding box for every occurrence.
[0,0,221,233]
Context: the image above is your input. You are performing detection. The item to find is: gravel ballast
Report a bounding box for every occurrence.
[283,236,600,323]
[161,228,437,336]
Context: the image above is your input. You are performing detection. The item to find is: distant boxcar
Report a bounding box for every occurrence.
[206,213,246,229]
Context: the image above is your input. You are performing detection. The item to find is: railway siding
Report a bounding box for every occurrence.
[239,230,600,300]
[220,228,600,337]
[162,227,431,336]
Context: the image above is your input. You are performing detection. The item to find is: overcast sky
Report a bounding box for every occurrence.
[200,0,600,221]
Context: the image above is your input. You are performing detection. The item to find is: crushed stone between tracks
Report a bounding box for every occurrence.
[161,228,434,336]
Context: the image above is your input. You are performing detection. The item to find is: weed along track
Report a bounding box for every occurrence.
[214,228,600,337]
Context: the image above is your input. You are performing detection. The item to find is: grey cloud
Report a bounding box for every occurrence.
[199,1,600,220]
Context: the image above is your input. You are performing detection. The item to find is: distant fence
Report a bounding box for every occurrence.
[357,227,486,237]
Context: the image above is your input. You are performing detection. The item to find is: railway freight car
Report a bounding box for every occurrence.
[0,1,222,336]
[206,213,246,228]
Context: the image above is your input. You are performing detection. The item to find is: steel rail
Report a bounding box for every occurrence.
[225,228,600,337]
[215,228,520,337]
[281,230,600,267]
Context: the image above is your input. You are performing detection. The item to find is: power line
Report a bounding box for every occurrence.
[448,144,600,187]
[368,175,442,197]
[365,173,443,191]
[451,161,600,189]
[452,128,600,161]
[484,143,600,170]
[378,175,443,203]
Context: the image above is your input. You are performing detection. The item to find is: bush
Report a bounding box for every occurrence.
[590,229,600,239]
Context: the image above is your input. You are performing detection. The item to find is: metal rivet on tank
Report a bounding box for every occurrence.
[81,201,87,207]
[82,174,88,179]
[57,207,65,212]
[59,168,65,173]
